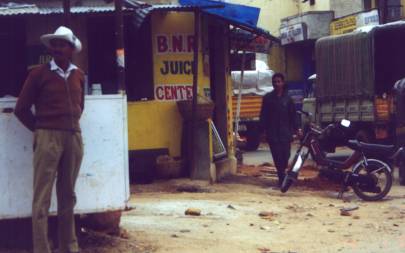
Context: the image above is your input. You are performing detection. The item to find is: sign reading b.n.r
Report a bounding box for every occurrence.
[156,34,195,54]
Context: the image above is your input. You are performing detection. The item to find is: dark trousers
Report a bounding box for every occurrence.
[269,141,291,186]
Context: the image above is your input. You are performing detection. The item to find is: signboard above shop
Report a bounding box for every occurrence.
[357,9,379,27]
[280,23,307,45]
[330,9,379,35]
[330,15,357,35]
[230,29,272,53]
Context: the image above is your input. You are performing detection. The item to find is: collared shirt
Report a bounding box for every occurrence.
[49,59,78,80]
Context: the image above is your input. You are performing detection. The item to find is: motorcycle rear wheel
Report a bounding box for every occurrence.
[351,159,392,201]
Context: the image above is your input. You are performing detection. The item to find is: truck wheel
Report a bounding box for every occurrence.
[355,129,373,143]
[244,124,261,151]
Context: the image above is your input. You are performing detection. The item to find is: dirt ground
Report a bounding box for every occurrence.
[1,165,405,253]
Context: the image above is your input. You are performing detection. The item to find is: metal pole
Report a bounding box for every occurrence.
[234,50,245,136]
[191,9,200,179]
[115,0,126,94]
[63,0,71,27]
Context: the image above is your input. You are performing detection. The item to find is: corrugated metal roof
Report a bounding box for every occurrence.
[125,0,224,29]
[132,5,215,29]
[0,0,125,16]
[0,3,39,16]
[37,6,116,15]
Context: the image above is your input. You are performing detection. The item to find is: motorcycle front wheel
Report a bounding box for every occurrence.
[280,152,302,193]
[280,173,296,193]
[351,159,393,201]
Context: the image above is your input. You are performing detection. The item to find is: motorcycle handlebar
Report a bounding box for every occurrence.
[299,110,339,138]
[297,110,311,117]
[309,123,335,136]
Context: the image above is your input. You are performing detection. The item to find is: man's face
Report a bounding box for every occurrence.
[273,76,285,91]
[49,39,74,61]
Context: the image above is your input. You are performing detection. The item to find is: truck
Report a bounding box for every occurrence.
[231,60,273,151]
[304,21,405,145]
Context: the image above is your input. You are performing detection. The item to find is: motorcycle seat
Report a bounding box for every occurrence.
[347,140,396,157]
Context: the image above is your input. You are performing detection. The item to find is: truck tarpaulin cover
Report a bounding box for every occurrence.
[315,32,374,99]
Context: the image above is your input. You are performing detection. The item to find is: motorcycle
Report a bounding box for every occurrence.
[281,111,393,201]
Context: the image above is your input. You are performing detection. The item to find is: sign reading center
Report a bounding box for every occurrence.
[155,84,193,101]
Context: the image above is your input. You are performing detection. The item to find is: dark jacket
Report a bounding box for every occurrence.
[15,64,85,132]
[259,90,298,143]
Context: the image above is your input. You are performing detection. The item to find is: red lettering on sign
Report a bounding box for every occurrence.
[155,85,194,101]
[157,35,168,53]
[170,86,178,100]
[164,86,172,100]
[156,86,164,100]
[186,86,193,99]
[172,35,183,53]
[187,35,195,52]
[178,86,186,100]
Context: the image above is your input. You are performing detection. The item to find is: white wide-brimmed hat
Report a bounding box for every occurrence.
[40,26,82,53]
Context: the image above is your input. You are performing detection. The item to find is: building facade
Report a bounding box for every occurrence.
[225,0,404,107]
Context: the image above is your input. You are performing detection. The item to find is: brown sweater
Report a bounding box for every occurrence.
[15,63,85,132]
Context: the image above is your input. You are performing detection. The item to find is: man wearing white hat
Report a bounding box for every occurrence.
[15,26,84,253]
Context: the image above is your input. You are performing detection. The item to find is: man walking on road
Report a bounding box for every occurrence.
[15,26,85,253]
[260,73,299,188]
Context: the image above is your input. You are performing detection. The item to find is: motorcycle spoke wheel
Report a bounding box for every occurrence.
[352,159,392,201]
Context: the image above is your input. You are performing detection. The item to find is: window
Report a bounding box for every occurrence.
[387,0,402,21]
[376,0,402,22]
[0,18,26,98]
[87,16,118,95]
[364,0,372,10]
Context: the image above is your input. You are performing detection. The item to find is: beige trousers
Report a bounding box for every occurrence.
[32,129,83,253]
